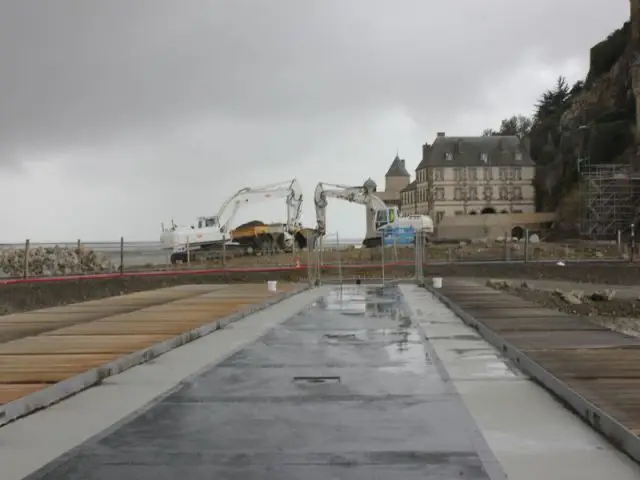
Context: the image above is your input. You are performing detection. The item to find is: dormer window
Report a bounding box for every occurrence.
[445,152,453,161]
[480,153,488,163]
[515,151,523,161]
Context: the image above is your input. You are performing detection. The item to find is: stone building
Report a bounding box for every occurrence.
[400,132,536,224]
[375,154,411,207]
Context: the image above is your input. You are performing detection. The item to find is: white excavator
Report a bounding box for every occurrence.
[314,178,434,248]
[160,178,305,263]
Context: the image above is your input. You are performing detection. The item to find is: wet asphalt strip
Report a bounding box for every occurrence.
[28,285,505,479]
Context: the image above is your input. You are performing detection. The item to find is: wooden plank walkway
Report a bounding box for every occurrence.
[0,283,298,405]
[434,278,640,441]
[0,284,224,344]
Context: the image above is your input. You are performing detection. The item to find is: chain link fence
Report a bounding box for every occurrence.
[1,227,637,280]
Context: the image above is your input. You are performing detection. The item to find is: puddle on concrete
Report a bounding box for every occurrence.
[319,286,401,319]
[323,286,433,374]
[318,285,434,375]
[380,341,434,375]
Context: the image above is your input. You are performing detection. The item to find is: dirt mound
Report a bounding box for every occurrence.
[0,245,114,277]
[235,220,265,229]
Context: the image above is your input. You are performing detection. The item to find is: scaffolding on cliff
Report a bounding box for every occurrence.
[580,162,640,239]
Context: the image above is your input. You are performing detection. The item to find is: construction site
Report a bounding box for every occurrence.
[2,141,640,480]
[6,0,640,476]
[3,170,640,477]
[579,161,640,240]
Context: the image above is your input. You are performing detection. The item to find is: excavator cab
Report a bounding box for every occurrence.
[374,207,398,230]
[197,216,219,229]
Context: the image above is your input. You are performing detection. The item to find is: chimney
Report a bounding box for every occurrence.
[400,159,405,168]
[422,143,431,161]
[522,136,531,154]
[437,132,445,137]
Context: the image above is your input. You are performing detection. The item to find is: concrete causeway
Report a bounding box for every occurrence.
[1,283,638,479]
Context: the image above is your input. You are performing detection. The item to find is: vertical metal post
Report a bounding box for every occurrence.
[319,236,323,275]
[307,236,314,287]
[316,236,323,286]
[413,232,420,282]
[631,224,636,263]
[186,236,191,267]
[119,237,124,274]
[381,238,385,286]
[414,231,420,282]
[617,229,622,254]
[421,231,425,282]
[23,238,30,279]
[292,233,296,266]
[393,234,397,262]
[504,231,509,261]
[336,232,343,285]
[524,228,529,263]
[222,234,226,266]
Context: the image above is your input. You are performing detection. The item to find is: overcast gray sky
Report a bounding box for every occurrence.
[0,0,629,242]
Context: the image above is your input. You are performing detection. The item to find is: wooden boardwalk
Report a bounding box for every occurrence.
[0,283,298,406]
[432,279,640,461]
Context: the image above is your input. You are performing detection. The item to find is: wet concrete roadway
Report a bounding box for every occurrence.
[29,285,503,479]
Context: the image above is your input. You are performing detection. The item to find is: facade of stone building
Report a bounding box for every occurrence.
[400,132,536,224]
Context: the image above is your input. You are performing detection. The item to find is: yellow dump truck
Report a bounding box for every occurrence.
[230,221,309,255]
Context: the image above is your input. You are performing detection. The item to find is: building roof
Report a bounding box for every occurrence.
[417,134,535,169]
[385,155,411,177]
[400,180,416,193]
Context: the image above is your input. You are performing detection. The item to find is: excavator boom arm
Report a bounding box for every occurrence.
[314,181,387,236]
[215,179,303,235]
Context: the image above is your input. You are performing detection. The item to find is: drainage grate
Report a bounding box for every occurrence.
[293,376,341,384]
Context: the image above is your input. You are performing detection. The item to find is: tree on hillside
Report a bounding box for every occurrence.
[482,115,532,139]
[534,76,571,122]
[498,115,532,138]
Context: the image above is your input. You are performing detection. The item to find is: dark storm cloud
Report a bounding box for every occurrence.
[0,0,629,163]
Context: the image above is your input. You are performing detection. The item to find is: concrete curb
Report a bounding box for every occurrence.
[0,284,309,427]
[423,282,640,464]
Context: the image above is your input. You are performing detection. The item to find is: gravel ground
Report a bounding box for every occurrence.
[503,282,640,318]
[483,277,640,337]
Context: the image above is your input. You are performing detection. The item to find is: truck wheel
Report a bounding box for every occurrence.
[170,252,187,264]
[362,237,381,248]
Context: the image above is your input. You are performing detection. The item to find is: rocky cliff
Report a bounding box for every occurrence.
[534,1,640,229]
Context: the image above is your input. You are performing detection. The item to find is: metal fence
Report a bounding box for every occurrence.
[0,229,637,280]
